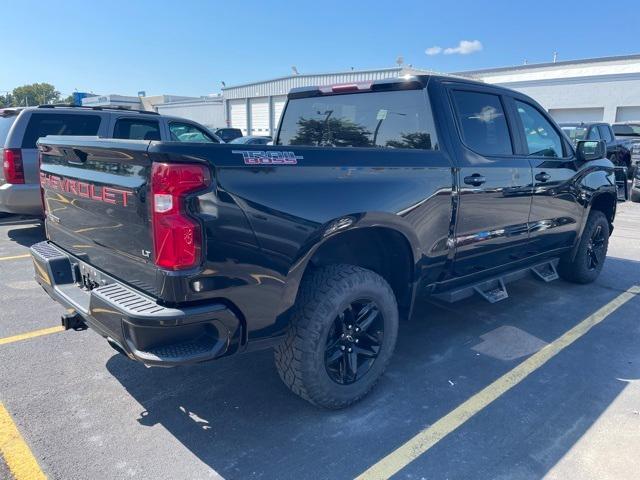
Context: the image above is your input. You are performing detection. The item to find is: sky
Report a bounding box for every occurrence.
[2,0,639,98]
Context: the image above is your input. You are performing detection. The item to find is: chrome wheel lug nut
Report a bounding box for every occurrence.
[355,339,359,343]
[340,345,345,351]
[348,347,352,353]
[347,325,352,329]
[355,327,360,332]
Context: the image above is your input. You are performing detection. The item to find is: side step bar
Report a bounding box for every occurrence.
[432,259,560,304]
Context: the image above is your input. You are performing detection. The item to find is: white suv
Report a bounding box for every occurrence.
[0,105,221,216]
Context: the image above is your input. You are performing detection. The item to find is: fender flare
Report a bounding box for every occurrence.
[277,212,422,316]
[570,189,617,261]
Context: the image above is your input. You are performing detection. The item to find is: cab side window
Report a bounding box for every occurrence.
[113,118,161,140]
[587,126,600,140]
[515,101,563,158]
[598,125,613,142]
[169,122,218,143]
[451,90,513,155]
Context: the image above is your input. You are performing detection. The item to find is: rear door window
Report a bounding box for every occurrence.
[169,122,218,143]
[113,118,161,140]
[22,113,101,148]
[587,126,600,140]
[277,89,438,150]
[451,90,512,155]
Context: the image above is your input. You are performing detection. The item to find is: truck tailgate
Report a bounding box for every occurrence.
[39,137,158,294]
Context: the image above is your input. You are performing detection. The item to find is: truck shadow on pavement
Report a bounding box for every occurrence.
[6,222,45,248]
[104,257,640,480]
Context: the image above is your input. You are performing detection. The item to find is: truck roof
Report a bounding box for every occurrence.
[287,74,496,99]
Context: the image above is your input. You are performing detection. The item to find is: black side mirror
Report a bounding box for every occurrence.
[576,140,605,162]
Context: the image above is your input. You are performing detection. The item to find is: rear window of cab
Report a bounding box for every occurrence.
[277,89,439,150]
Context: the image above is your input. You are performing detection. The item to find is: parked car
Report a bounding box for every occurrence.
[560,122,636,177]
[612,122,640,139]
[613,123,640,173]
[0,105,221,216]
[214,127,243,142]
[31,75,617,409]
[229,135,272,145]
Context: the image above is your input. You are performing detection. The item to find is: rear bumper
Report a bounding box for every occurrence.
[30,241,243,366]
[0,183,42,215]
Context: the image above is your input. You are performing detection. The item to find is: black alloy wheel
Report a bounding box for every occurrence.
[324,300,384,385]
[586,224,606,271]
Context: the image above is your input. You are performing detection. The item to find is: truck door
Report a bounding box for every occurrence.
[448,87,534,277]
[510,98,584,253]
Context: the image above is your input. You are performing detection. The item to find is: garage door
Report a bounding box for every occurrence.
[615,106,640,122]
[272,96,287,135]
[548,108,604,123]
[250,98,269,136]
[229,100,247,134]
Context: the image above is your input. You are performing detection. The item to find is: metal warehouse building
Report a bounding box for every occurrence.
[155,95,224,130]
[221,54,640,136]
[460,54,640,124]
[221,67,430,137]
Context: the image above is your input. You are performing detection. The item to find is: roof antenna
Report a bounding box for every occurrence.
[291,66,299,75]
[396,56,404,67]
[553,51,558,63]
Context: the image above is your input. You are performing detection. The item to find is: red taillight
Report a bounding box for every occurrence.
[151,162,210,270]
[2,149,24,184]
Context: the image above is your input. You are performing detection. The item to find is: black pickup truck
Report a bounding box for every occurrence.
[31,75,618,409]
[559,122,636,177]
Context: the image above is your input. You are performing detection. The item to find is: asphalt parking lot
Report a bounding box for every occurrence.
[1,203,639,480]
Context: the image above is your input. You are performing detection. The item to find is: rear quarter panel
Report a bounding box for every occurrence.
[147,142,455,343]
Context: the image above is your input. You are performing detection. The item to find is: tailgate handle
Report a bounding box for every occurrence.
[68,148,88,164]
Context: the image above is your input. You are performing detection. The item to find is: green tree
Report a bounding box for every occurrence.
[0,93,13,108]
[386,132,433,150]
[12,83,61,106]
[290,117,372,147]
[63,94,75,105]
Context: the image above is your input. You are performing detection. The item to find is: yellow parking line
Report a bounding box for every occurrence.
[0,403,46,479]
[0,326,64,346]
[0,254,30,262]
[357,285,640,480]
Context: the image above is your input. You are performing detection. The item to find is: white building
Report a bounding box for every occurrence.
[84,54,640,135]
[82,94,198,112]
[155,96,225,130]
[458,54,640,124]
[219,54,640,136]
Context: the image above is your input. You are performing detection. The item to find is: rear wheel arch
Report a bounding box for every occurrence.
[295,226,417,319]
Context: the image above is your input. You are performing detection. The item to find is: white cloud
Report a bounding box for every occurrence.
[444,40,483,55]
[425,40,483,56]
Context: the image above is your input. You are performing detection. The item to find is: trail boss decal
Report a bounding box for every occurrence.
[232,150,302,165]
[40,172,132,206]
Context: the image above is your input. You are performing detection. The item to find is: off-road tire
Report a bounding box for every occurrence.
[558,210,609,284]
[274,264,398,409]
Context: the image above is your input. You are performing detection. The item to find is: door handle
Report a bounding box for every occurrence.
[535,172,551,182]
[464,174,486,186]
